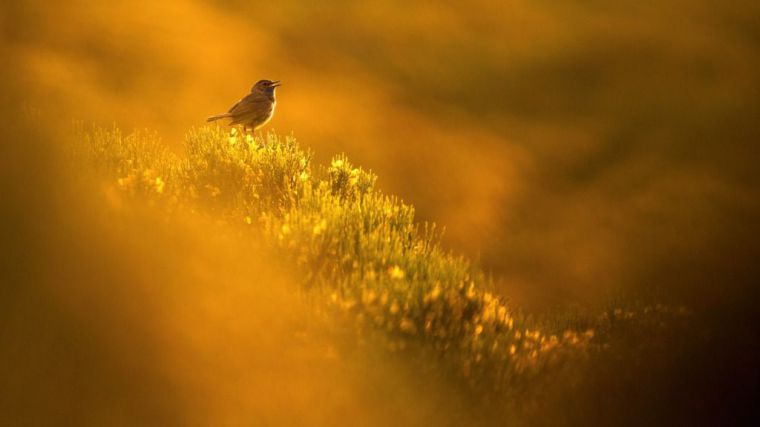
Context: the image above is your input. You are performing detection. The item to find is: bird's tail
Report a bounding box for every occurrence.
[206,113,231,122]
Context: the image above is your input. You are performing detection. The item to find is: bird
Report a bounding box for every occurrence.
[206,80,281,132]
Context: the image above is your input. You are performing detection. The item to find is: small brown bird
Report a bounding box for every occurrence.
[207,80,281,131]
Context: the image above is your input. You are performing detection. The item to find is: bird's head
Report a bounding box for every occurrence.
[251,79,281,95]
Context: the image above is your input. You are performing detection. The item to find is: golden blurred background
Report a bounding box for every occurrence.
[5,0,759,308]
[2,0,759,424]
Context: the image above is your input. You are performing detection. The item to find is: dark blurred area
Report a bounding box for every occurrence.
[2,0,759,424]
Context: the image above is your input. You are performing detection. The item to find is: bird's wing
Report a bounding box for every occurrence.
[227,92,270,115]
[228,107,273,126]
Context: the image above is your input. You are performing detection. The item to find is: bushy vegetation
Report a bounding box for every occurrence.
[80,125,691,409]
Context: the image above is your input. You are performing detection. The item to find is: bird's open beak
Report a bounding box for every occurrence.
[271,81,282,87]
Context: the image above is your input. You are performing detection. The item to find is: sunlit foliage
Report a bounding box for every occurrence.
[78,125,691,401]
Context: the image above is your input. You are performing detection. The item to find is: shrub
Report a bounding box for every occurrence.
[79,126,689,397]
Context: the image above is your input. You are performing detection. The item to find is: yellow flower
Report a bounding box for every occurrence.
[244,216,252,225]
[466,284,476,300]
[497,306,507,322]
[312,219,327,235]
[389,265,405,280]
[117,174,134,189]
[154,177,165,194]
[474,324,484,336]
[389,300,399,315]
[429,284,441,301]
[510,345,517,355]
[349,168,360,185]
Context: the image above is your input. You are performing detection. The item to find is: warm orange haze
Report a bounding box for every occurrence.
[2,1,759,425]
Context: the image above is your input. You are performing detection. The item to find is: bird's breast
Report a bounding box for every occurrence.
[256,100,275,128]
